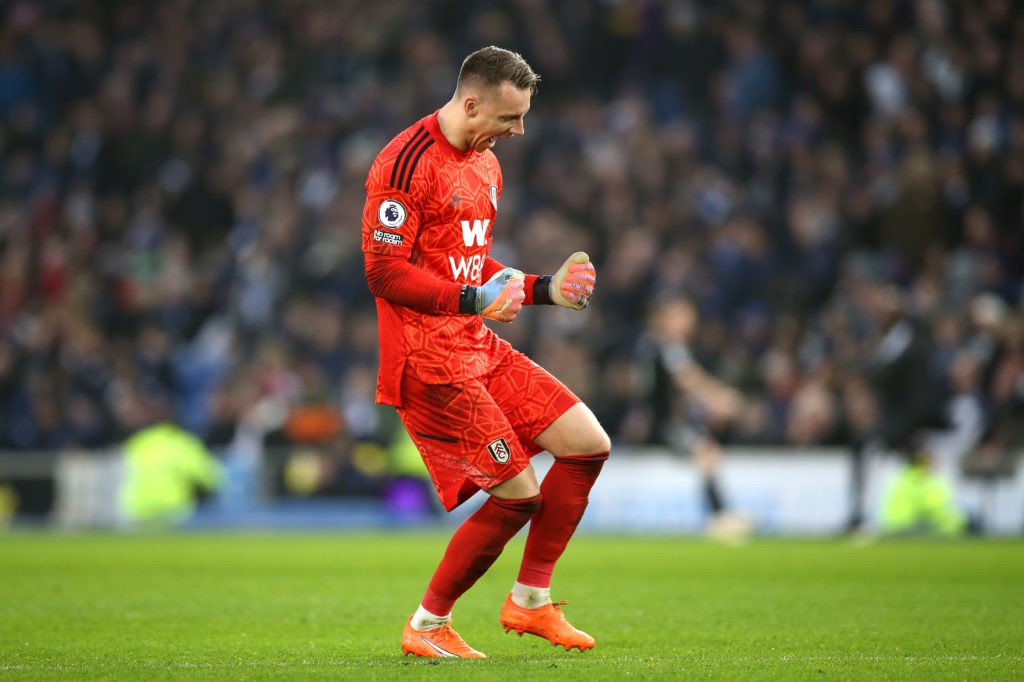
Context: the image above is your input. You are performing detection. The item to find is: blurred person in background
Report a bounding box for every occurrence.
[844,282,948,534]
[877,432,967,537]
[986,312,1024,451]
[361,47,607,659]
[119,398,221,527]
[625,295,754,542]
[924,349,990,522]
[960,309,1024,529]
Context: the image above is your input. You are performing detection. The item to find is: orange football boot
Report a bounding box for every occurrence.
[402,616,487,658]
[499,595,596,651]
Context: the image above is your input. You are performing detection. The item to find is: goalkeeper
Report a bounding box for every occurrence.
[361,46,610,659]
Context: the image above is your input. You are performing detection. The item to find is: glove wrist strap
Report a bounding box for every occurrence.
[459,285,478,315]
[533,275,554,306]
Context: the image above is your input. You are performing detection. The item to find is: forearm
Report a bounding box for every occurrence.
[679,369,744,420]
[364,254,464,314]
[483,257,549,305]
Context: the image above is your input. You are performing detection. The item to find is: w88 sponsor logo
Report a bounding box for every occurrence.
[449,254,485,282]
[448,219,490,281]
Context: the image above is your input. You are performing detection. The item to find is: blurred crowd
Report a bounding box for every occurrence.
[1,0,1023,495]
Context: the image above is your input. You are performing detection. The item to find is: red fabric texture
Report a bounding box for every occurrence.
[517,453,609,588]
[397,349,580,511]
[521,273,541,305]
[363,252,462,314]
[361,112,506,405]
[422,494,543,616]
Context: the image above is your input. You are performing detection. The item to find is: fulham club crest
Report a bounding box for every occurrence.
[487,437,510,464]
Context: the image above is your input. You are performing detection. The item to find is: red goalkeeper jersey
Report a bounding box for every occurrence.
[362,112,512,407]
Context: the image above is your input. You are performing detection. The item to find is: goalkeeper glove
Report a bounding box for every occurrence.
[471,267,525,322]
[549,251,596,310]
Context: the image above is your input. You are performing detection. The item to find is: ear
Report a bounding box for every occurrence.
[463,94,479,118]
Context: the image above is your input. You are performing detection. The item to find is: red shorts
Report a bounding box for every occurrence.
[396,348,580,511]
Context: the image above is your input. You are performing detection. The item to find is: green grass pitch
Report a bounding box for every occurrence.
[1,532,1022,680]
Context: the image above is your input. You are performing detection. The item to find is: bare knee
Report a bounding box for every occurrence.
[557,428,610,458]
[488,465,540,499]
[536,403,611,457]
[566,428,611,457]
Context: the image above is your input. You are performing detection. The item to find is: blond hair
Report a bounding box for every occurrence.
[456,46,540,95]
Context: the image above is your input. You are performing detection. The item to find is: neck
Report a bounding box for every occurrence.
[437,101,469,151]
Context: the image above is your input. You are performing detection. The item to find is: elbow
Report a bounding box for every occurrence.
[364,256,389,298]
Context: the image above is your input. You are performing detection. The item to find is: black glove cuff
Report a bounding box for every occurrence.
[459,285,478,315]
[533,275,554,306]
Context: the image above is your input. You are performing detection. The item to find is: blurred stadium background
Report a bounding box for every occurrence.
[1,0,1022,535]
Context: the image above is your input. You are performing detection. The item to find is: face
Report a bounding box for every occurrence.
[464,81,531,152]
[653,300,697,342]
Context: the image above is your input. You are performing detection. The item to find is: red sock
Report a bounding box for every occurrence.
[421,494,542,616]
[517,453,608,588]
